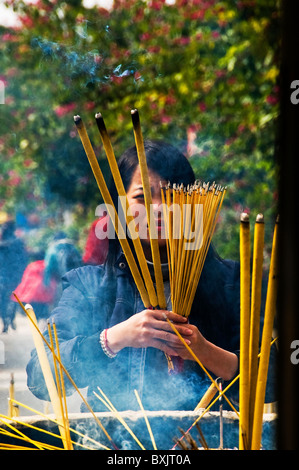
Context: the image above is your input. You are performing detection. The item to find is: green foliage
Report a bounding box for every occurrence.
[0,0,280,260]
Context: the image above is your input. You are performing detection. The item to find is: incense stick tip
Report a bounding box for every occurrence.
[95,112,106,132]
[240,212,249,223]
[256,213,264,223]
[131,108,140,126]
[73,115,81,124]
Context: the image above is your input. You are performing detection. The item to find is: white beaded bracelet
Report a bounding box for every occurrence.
[99,329,117,359]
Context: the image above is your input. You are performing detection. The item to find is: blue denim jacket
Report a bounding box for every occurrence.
[26,250,274,411]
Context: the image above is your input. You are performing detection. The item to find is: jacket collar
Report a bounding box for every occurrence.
[113,251,170,281]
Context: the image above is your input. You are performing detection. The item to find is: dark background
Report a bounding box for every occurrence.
[277,0,299,450]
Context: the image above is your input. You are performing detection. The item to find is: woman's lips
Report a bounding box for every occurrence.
[155,219,163,231]
[147,220,164,232]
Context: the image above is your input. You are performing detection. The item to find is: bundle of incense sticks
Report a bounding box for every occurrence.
[239,214,279,450]
[161,181,226,318]
[74,110,225,316]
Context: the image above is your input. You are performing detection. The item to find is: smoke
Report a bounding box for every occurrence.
[30,36,105,89]
[30,27,144,93]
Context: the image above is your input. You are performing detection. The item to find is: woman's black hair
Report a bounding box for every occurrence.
[109,139,195,210]
[117,139,195,193]
[106,140,195,265]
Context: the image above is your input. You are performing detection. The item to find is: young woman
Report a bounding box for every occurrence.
[26,140,259,412]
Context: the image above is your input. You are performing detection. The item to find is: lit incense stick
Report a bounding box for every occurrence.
[134,389,157,450]
[251,217,279,450]
[23,304,69,449]
[94,387,146,450]
[131,109,166,309]
[239,212,251,449]
[248,213,264,447]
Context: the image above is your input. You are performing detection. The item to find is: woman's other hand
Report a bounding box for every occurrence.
[106,309,193,357]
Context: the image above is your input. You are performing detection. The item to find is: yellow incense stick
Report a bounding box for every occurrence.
[0,413,72,450]
[134,389,157,450]
[94,387,146,450]
[0,415,45,450]
[251,218,279,450]
[194,382,218,411]
[95,112,158,308]
[74,115,150,309]
[52,321,73,450]
[174,187,186,311]
[46,320,71,450]
[8,374,16,418]
[23,304,69,449]
[9,398,110,450]
[131,109,166,309]
[0,443,42,450]
[0,432,59,450]
[248,213,264,447]
[160,184,172,286]
[239,212,251,449]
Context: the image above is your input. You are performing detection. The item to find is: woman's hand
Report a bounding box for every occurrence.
[106,311,238,380]
[106,309,193,357]
[169,322,239,381]
[169,323,207,360]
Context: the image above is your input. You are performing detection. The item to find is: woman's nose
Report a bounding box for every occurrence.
[152,199,162,212]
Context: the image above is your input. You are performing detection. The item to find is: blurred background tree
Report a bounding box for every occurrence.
[0,0,280,261]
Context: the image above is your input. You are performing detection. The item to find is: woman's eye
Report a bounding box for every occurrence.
[134,194,145,200]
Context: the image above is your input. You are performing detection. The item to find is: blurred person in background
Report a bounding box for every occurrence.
[43,232,82,304]
[13,232,82,324]
[82,217,109,266]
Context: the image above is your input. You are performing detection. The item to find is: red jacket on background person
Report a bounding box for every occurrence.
[82,216,109,266]
[12,260,57,304]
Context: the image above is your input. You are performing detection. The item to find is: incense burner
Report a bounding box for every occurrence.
[0,409,277,450]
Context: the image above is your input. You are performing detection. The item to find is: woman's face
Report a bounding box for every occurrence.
[126,166,167,251]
